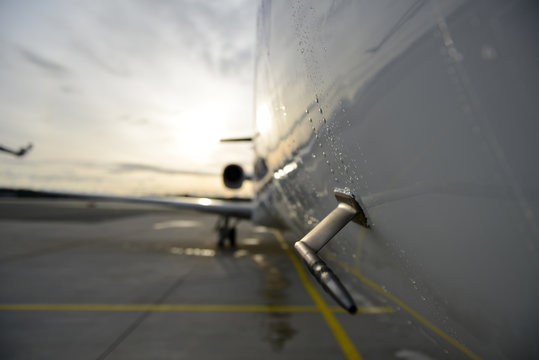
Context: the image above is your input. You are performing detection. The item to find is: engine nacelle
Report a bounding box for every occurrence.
[223,164,245,189]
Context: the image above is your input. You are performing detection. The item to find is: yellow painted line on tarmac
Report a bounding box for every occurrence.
[335,260,482,360]
[273,230,363,360]
[0,303,392,314]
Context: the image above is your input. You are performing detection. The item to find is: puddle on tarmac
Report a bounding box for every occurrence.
[167,231,297,350]
[153,220,201,230]
[169,247,215,257]
[253,253,297,351]
[242,238,261,245]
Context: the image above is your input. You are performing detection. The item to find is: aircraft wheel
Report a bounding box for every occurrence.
[218,228,227,248]
[228,228,236,248]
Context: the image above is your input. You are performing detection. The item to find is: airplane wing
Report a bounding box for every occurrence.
[13,189,253,219]
[2,163,253,247]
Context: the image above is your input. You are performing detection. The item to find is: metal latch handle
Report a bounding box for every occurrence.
[294,188,369,314]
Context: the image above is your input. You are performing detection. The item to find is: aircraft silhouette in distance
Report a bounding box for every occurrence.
[0,143,33,157]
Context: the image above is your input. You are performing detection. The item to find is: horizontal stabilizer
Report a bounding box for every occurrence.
[220,137,253,142]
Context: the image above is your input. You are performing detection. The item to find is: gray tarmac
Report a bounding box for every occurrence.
[0,199,467,359]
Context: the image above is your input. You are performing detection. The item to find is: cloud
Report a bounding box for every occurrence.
[134,0,256,77]
[111,162,218,176]
[218,46,253,76]
[60,85,78,94]
[55,0,254,81]
[18,47,70,75]
[118,114,150,126]
[71,42,131,77]
[0,0,255,196]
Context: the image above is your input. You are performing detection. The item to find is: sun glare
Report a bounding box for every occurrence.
[172,106,225,155]
[256,103,272,135]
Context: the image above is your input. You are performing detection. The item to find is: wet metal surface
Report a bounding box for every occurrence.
[0,199,468,359]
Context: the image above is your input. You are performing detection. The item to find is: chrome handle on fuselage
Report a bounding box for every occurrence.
[294,188,369,314]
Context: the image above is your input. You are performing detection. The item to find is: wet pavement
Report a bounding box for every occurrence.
[0,199,469,359]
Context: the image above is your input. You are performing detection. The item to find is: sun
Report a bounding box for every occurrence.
[174,105,225,156]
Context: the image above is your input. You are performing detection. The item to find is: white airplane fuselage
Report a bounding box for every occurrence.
[250,0,539,359]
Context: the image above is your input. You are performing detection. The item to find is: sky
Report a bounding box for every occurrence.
[0,0,256,196]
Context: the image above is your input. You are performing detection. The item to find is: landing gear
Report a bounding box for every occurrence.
[216,216,238,248]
